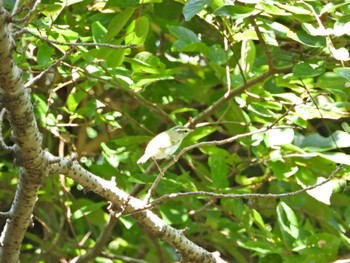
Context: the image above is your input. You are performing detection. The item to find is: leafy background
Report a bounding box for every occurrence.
[1,0,350,262]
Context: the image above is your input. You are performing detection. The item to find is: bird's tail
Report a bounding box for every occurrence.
[137,154,149,164]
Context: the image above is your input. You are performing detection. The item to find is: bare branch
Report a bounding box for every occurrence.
[139,165,342,209]
[0,4,49,261]
[250,17,274,70]
[24,46,73,88]
[50,158,227,263]
[11,0,41,23]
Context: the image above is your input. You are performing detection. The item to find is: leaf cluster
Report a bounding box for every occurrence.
[1,0,350,262]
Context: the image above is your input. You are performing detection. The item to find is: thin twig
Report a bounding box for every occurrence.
[61,62,171,123]
[144,159,164,203]
[250,17,274,70]
[301,0,346,65]
[151,165,342,205]
[300,80,342,153]
[11,0,41,23]
[25,47,73,88]
[11,0,24,16]
[126,165,342,214]
[267,104,295,129]
[223,33,231,97]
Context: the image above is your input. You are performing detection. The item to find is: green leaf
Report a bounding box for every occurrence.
[37,44,54,66]
[191,126,217,143]
[125,16,149,45]
[240,39,256,76]
[276,3,310,15]
[72,202,105,219]
[317,152,350,165]
[209,44,227,65]
[92,21,107,43]
[252,209,267,232]
[260,2,288,16]
[316,72,348,90]
[333,67,350,81]
[168,25,200,44]
[168,26,210,52]
[265,20,326,47]
[105,0,139,8]
[277,201,299,246]
[104,8,134,42]
[238,239,280,254]
[110,135,147,146]
[183,0,212,21]
[66,88,86,112]
[159,203,188,224]
[292,61,325,78]
[301,233,341,261]
[106,47,128,67]
[129,51,165,73]
[270,160,298,180]
[66,0,84,5]
[248,103,275,118]
[101,142,129,168]
[297,131,350,152]
[208,155,229,188]
[260,254,283,263]
[213,5,257,19]
[305,177,335,205]
[321,1,350,14]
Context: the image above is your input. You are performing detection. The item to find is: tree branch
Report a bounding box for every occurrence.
[152,165,341,204]
[0,4,49,262]
[50,158,227,263]
[250,17,274,70]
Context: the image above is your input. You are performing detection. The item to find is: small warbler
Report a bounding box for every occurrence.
[137,126,192,164]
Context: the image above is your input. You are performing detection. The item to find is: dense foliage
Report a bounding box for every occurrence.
[1,0,350,262]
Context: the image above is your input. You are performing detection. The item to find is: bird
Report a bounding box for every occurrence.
[137,126,192,164]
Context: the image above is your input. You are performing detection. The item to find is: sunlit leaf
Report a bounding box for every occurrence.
[213,5,257,19]
[259,2,288,16]
[72,202,105,219]
[125,16,149,45]
[277,201,299,245]
[304,177,334,205]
